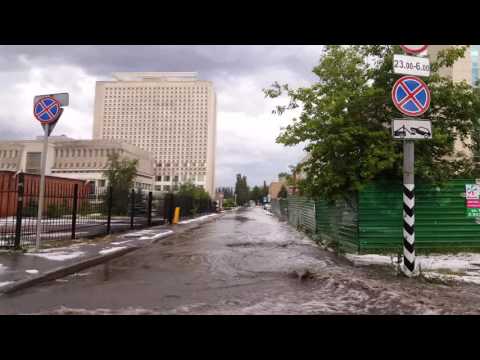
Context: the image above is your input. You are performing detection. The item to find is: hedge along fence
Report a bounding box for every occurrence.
[285,179,480,254]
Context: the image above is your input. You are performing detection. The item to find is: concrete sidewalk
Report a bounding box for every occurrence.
[0,212,222,294]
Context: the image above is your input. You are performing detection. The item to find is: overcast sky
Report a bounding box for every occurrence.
[0,45,324,187]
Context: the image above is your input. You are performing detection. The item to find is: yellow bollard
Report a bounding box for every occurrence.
[173,207,181,224]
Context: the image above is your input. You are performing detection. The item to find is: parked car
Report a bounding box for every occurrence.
[409,127,431,138]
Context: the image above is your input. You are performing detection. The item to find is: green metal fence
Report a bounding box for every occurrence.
[287,196,316,234]
[315,198,359,253]
[271,198,288,220]
[359,179,480,252]
[281,179,480,253]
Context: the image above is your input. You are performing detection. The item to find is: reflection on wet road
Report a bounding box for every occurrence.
[3,207,480,314]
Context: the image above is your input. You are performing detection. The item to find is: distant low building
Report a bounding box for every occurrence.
[269,182,283,200]
[214,191,224,209]
[0,136,155,192]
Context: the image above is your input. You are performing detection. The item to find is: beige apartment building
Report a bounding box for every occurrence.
[428,45,473,84]
[93,72,217,196]
[0,136,155,191]
[428,45,480,158]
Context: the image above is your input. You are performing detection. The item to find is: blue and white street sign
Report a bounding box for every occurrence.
[392,75,431,117]
[34,96,62,124]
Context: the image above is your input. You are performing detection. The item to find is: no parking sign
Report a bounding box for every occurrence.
[34,96,62,124]
[392,76,431,117]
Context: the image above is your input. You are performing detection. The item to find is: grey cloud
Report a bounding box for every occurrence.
[0,45,322,83]
[0,45,323,187]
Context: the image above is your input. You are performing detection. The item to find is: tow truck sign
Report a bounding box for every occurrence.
[392,119,432,140]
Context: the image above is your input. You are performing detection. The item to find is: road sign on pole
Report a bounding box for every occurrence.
[35,123,50,250]
[394,46,431,278]
[34,96,62,124]
[400,45,428,54]
[392,76,431,117]
[33,94,68,250]
[393,54,431,77]
[34,93,69,107]
[392,119,432,140]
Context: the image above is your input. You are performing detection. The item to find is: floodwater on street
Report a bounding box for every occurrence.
[2,207,480,315]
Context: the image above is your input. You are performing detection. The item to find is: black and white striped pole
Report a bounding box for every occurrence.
[402,141,416,276]
[392,44,432,277]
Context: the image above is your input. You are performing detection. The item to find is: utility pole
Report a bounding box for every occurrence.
[33,94,68,250]
[35,124,49,250]
[391,45,431,277]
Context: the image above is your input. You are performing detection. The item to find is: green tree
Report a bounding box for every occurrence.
[234,173,250,205]
[177,182,211,215]
[178,181,210,200]
[223,198,235,209]
[278,185,288,198]
[264,45,480,200]
[250,185,262,203]
[278,172,291,183]
[103,152,138,215]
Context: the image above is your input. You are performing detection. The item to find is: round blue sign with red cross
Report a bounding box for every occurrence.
[34,96,62,124]
[392,75,431,117]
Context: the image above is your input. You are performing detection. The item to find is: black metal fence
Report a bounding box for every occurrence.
[0,174,215,249]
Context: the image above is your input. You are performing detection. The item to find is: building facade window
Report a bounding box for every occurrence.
[472,46,480,86]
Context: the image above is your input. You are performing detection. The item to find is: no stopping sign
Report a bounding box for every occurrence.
[34,96,62,124]
[392,76,431,117]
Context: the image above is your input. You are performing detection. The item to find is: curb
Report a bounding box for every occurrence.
[0,212,223,295]
[0,246,139,295]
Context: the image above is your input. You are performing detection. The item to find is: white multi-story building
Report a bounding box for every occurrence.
[93,72,217,196]
[0,136,155,191]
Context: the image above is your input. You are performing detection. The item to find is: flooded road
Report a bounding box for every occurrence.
[2,207,480,314]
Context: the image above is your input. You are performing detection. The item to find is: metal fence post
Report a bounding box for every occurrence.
[106,186,113,234]
[147,191,153,227]
[130,188,135,229]
[71,184,79,240]
[167,194,175,224]
[164,193,172,224]
[163,194,168,223]
[14,173,24,249]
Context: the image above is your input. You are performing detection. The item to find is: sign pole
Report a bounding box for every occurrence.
[402,140,416,276]
[393,46,431,277]
[35,123,50,250]
[32,94,68,250]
